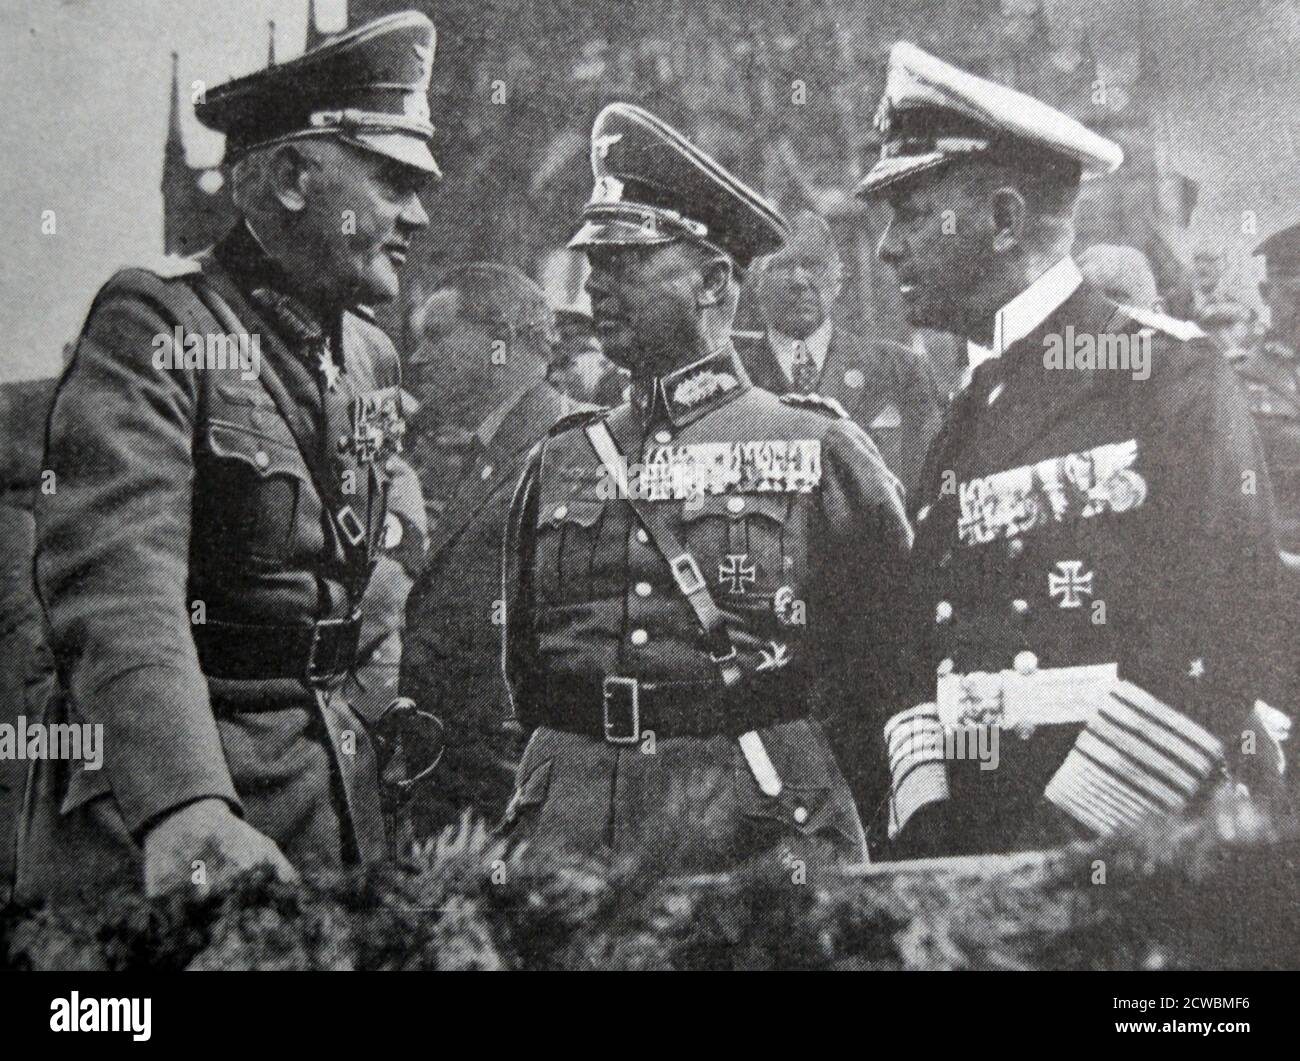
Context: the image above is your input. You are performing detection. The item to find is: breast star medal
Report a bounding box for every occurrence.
[318,348,342,393]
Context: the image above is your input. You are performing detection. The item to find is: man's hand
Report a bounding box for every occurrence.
[143,798,298,898]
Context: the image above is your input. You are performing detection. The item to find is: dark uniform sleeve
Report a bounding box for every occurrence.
[1045,336,1284,829]
[501,439,545,730]
[810,418,914,808]
[38,284,240,837]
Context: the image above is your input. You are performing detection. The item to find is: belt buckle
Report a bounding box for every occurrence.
[602,676,640,744]
[306,615,359,687]
[956,670,1005,727]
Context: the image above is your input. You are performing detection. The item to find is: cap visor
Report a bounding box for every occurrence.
[854,152,951,199]
[349,131,441,176]
[568,217,677,251]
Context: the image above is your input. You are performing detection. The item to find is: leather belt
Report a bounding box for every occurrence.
[936,662,1118,731]
[540,674,806,743]
[193,614,362,687]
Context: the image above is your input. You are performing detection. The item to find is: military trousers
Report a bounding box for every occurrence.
[500,717,868,877]
[15,684,387,902]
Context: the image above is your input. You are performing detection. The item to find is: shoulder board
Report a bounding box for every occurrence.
[133,254,203,280]
[547,407,609,436]
[352,304,377,322]
[1118,304,1206,342]
[780,392,850,419]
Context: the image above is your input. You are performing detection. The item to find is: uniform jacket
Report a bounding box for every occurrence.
[889,278,1282,852]
[19,223,401,896]
[401,379,579,831]
[502,348,913,873]
[1233,342,1300,551]
[0,504,44,904]
[740,325,945,497]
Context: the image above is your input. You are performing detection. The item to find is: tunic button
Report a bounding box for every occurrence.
[338,433,350,454]
[553,504,568,521]
[636,529,650,544]
[935,600,953,624]
[480,464,494,480]
[1011,598,1030,615]
[726,497,745,514]
[654,429,673,444]
[635,582,652,597]
[937,657,955,677]
[630,628,649,646]
[793,806,809,825]
[254,450,270,470]
[916,504,931,523]
[1013,650,1039,675]
[1007,539,1025,559]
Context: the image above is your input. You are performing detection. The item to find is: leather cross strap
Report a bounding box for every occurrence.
[583,419,743,687]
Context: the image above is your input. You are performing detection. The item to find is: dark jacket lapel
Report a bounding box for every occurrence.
[967,282,1124,470]
[425,382,572,564]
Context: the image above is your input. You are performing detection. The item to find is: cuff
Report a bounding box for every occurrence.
[885,703,950,838]
[92,664,241,836]
[1045,679,1223,836]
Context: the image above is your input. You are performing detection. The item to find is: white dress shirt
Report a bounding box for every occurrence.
[964,256,1083,401]
[769,318,833,385]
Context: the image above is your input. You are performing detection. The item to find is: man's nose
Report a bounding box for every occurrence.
[400,193,430,230]
[877,219,904,267]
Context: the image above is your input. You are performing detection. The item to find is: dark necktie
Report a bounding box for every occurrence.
[791,341,819,393]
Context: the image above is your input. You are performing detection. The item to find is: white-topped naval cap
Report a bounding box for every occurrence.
[856,42,1123,199]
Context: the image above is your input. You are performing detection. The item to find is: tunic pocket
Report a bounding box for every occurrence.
[533,497,605,602]
[679,494,793,604]
[203,420,309,566]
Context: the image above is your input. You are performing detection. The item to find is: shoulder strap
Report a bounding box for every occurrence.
[582,419,742,688]
[190,270,375,613]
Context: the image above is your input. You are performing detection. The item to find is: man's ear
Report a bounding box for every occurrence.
[269,144,313,213]
[989,186,1027,254]
[696,255,733,308]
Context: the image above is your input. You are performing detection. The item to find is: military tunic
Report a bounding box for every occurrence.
[17,223,402,898]
[502,349,912,874]
[886,282,1282,854]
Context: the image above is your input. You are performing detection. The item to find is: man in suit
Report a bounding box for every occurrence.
[400,264,583,835]
[860,43,1282,856]
[17,11,440,899]
[743,209,943,497]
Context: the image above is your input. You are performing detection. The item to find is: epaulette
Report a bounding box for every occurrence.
[352,304,377,322]
[780,392,850,419]
[548,407,609,436]
[1118,304,1206,342]
[136,254,203,280]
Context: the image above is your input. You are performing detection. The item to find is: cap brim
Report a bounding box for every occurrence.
[568,217,678,251]
[854,152,951,199]
[348,131,441,176]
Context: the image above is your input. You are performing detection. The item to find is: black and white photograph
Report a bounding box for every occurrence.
[1,0,1298,1025]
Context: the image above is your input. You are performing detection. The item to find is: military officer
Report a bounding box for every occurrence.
[17,11,440,899]
[744,209,945,497]
[501,103,913,876]
[860,44,1282,856]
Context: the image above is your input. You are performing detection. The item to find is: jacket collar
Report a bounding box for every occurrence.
[650,344,752,428]
[213,221,336,351]
[965,256,1083,383]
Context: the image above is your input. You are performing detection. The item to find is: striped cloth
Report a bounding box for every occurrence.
[1045,680,1223,835]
